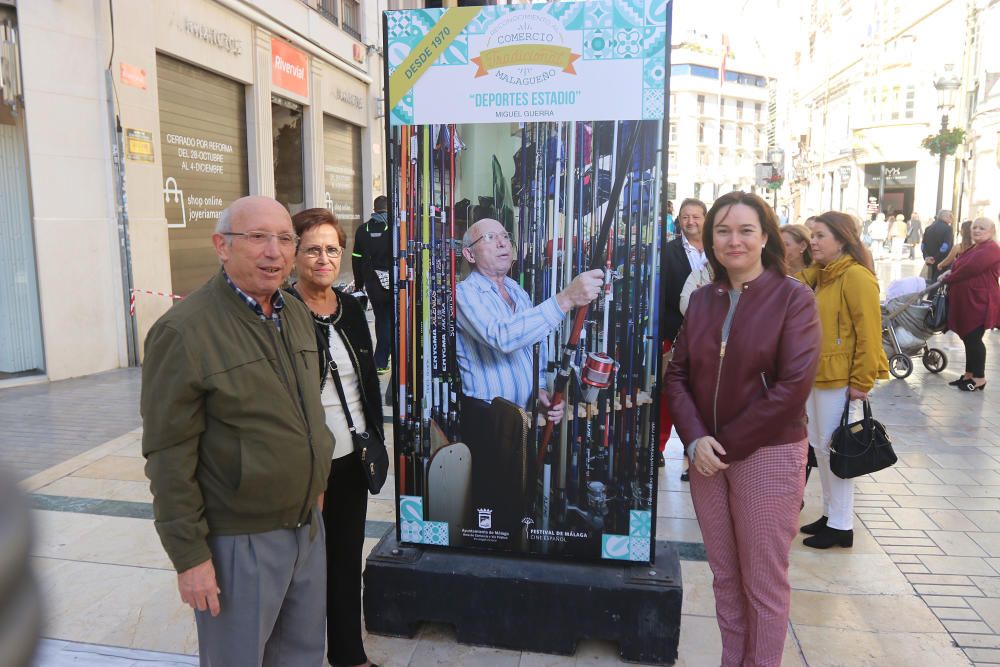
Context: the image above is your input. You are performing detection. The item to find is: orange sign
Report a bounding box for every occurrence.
[271,38,308,97]
[120,62,147,90]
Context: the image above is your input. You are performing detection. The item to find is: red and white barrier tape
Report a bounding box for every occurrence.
[130,288,184,316]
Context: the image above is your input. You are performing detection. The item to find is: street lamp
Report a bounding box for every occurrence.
[933,66,961,214]
[768,147,784,210]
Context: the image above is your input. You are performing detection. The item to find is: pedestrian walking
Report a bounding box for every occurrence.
[141,196,331,667]
[890,214,907,258]
[287,208,383,667]
[869,213,888,260]
[666,191,820,667]
[658,197,708,474]
[940,218,1000,392]
[905,213,923,259]
[798,211,888,550]
[922,209,955,282]
[352,195,393,373]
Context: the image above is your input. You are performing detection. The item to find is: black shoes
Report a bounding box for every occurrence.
[949,377,970,386]
[958,380,986,392]
[656,450,665,468]
[799,516,828,535]
[680,471,689,482]
[803,526,854,549]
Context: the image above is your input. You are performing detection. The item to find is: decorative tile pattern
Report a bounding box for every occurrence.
[629,510,652,537]
[601,534,631,560]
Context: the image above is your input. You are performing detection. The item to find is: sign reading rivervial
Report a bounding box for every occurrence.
[385,1,668,125]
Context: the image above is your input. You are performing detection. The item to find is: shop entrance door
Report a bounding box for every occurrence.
[0,17,44,376]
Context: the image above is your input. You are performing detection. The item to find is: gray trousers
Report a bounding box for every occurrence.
[195,511,326,667]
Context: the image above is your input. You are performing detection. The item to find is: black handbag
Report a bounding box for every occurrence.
[829,399,896,479]
[328,360,389,494]
[925,285,948,332]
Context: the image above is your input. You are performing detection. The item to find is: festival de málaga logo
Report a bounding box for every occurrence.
[472,11,580,86]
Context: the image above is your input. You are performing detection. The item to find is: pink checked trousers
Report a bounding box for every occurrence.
[689,439,807,667]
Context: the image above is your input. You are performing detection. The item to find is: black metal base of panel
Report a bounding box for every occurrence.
[363,530,683,665]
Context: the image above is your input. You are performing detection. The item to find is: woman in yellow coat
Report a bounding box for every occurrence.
[797,211,888,549]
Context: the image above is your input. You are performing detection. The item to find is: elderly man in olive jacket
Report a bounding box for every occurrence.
[141,196,333,667]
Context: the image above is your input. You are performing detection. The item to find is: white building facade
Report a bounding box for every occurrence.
[0,0,417,383]
[786,0,969,224]
[667,41,771,206]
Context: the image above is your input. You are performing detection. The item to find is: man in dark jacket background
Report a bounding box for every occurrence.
[658,197,707,475]
[352,195,393,372]
[922,209,954,282]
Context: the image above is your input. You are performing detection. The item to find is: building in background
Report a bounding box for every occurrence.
[0,0,427,384]
[964,0,1000,222]
[667,30,772,206]
[785,0,969,223]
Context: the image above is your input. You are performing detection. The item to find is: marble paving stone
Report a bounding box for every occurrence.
[942,619,994,634]
[886,507,941,530]
[789,591,944,633]
[926,510,984,532]
[656,517,703,543]
[404,623,522,667]
[955,634,1000,649]
[33,557,198,655]
[907,573,974,585]
[360,630,420,667]
[975,576,1000,597]
[788,552,913,595]
[793,625,971,666]
[932,470,981,485]
[924,595,972,608]
[680,560,715,617]
[894,494,961,509]
[952,497,1000,511]
[671,614,804,667]
[905,484,968,497]
[882,545,945,555]
[929,531,992,557]
[898,563,930,574]
[962,487,1000,499]
[890,554,923,564]
[32,510,171,570]
[874,536,937,547]
[963,511,1000,532]
[656,491,697,520]
[896,453,943,468]
[869,528,928,538]
[33,639,199,666]
[920,556,1000,576]
[35,476,153,504]
[867,468,908,484]
[963,470,1000,486]
[914,583,986,597]
[899,467,948,484]
[969,597,1000,634]
[862,520,900,531]
[933,607,984,621]
[854,481,914,496]
[72,456,148,483]
[965,647,1000,664]
[929,454,1000,470]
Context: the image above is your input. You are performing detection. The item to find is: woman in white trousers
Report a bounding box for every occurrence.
[796,211,888,549]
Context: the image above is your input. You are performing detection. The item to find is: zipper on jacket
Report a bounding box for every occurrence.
[267,321,316,528]
[713,341,726,433]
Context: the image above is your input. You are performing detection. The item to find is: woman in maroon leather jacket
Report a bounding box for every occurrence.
[666,191,820,667]
[941,217,1000,391]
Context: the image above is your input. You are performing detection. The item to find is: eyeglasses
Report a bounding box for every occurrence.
[467,231,512,248]
[222,231,298,246]
[301,245,343,259]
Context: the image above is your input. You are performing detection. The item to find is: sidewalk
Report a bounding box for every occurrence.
[4,259,999,666]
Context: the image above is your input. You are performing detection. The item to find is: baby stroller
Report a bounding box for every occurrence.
[882,279,948,379]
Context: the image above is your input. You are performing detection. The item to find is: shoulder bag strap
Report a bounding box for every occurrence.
[328,361,357,434]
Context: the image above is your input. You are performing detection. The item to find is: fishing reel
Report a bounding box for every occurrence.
[581,352,615,404]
